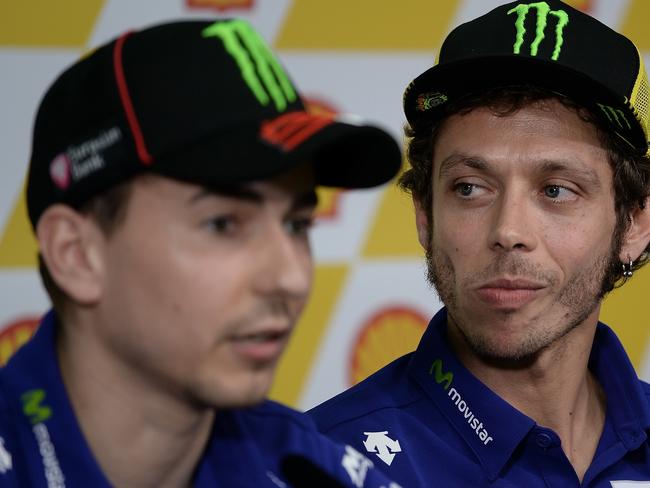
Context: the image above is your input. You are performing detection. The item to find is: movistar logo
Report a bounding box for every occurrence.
[508,2,569,61]
[21,390,64,486]
[21,389,52,425]
[429,359,493,446]
[429,359,453,390]
[202,19,297,111]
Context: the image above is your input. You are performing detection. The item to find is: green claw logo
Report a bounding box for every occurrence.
[202,19,297,111]
[508,2,569,61]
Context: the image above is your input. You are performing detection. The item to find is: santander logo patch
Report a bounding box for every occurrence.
[49,154,71,190]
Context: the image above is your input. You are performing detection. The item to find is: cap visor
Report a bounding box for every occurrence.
[152,113,402,189]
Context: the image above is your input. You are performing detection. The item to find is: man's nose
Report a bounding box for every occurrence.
[488,190,539,253]
[254,223,313,300]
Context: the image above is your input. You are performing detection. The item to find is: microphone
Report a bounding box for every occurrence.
[280,454,348,488]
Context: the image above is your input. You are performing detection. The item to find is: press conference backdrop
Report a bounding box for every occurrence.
[1,0,649,410]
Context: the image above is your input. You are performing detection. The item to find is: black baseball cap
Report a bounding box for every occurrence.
[27,18,402,228]
[403,0,650,155]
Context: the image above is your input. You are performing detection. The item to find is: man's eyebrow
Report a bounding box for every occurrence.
[189,186,264,204]
[438,154,603,188]
[537,160,602,188]
[438,154,488,178]
[188,186,319,209]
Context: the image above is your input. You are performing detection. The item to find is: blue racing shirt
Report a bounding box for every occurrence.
[0,310,400,487]
[309,308,650,487]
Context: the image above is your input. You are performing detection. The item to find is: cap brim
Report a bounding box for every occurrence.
[404,55,646,151]
[152,112,402,189]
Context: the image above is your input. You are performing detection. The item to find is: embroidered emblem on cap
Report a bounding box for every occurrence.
[202,19,297,112]
[508,2,569,61]
[416,92,448,112]
[261,112,334,151]
[49,154,71,190]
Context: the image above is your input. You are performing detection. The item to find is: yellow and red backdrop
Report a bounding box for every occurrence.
[1,0,649,410]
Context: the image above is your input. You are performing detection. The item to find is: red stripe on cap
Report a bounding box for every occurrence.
[113,32,153,165]
[261,112,334,151]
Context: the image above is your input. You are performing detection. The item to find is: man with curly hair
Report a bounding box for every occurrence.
[310,1,650,486]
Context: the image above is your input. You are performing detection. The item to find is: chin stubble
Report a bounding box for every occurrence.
[424,231,619,363]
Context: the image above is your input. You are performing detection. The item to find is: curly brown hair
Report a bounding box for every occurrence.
[399,85,650,294]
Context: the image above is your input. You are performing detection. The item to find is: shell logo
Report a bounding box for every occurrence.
[349,306,428,386]
[0,317,39,366]
[186,0,254,11]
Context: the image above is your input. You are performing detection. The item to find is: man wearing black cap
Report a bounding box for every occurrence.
[0,18,403,487]
[310,1,650,486]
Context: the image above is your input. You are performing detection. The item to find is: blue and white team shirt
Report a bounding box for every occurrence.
[0,311,400,487]
[309,308,650,487]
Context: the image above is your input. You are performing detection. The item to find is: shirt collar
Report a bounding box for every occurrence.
[408,308,650,481]
[589,321,650,448]
[3,310,112,486]
[408,308,535,481]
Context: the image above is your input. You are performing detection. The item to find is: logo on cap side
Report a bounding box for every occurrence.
[598,103,632,130]
[202,20,297,112]
[508,2,569,61]
[416,92,448,112]
[49,154,71,190]
[50,127,122,190]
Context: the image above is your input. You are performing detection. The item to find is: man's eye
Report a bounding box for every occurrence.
[543,185,575,200]
[544,185,562,198]
[205,216,236,234]
[285,217,314,236]
[455,183,476,197]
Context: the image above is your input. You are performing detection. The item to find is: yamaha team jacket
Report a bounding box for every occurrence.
[310,308,650,487]
[0,310,400,487]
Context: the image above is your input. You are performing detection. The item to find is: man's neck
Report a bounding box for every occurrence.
[448,309,606,482]
[56,315,214,488]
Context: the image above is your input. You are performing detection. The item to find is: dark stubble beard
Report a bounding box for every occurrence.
[424,226,622,364]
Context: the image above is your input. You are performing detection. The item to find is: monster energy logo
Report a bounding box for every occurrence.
[598,103,632,130]
[21,389,52,425]
[202,20,297,111]
[508,2,569,61]
[429,359,453,390]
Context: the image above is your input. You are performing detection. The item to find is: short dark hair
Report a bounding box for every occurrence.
[399,85,650,293]
[38,181,134,315]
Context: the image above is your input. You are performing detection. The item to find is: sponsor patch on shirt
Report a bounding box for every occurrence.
[341,445,373,487]
[362,431,402,466]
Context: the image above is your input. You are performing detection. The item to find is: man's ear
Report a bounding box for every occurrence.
[413,196,430,250]
[620,198,650,264]
[36,204,105,305]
